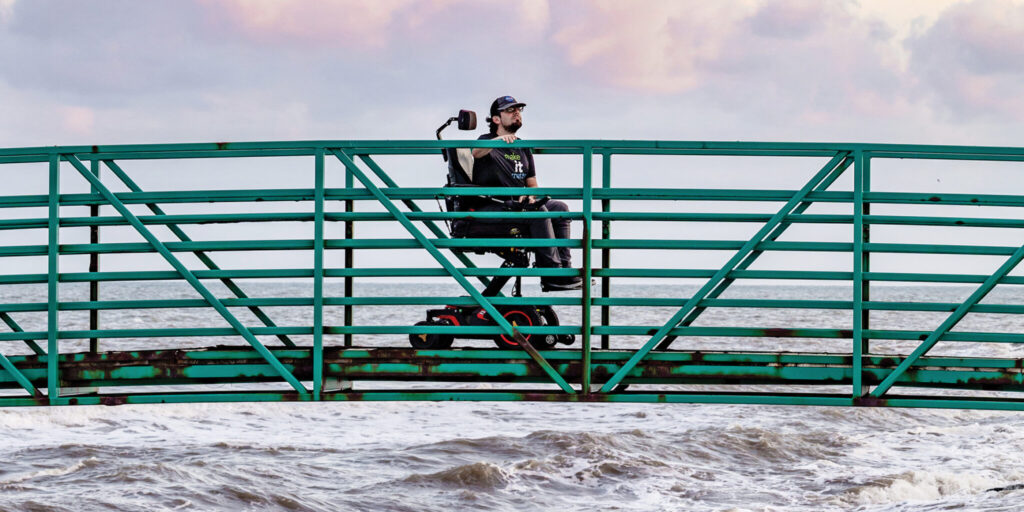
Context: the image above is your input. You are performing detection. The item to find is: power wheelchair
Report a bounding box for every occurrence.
[409,110,576,350]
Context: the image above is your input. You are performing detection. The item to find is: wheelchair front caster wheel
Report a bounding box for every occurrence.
[410,320,454,349]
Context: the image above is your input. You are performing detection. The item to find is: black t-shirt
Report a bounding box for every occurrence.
[472,133,536,189]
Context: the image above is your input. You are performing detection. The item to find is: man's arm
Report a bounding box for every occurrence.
[472,134,517,158]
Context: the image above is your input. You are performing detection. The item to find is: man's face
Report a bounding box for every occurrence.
[495,107,523,133]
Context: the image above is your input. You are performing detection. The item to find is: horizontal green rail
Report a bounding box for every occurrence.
[7,239,1024,258]
[9,188,1024,208]
[3,348,1020,391]
[7,297,1024,314]
[7,269,1024,286]
[11,212,1024,232]
[2,326,1024,344]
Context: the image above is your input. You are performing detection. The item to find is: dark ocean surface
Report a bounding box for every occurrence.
[3,283,1024,511]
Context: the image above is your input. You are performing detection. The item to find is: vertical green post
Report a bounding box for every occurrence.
[600,151,611,350]
[344,158,354,348]
[313,148,325,398]
[47,154,60,403]
[89,157,100,353]
[582,146,593,394]
[852,150,866,398]
[862,156,871,360]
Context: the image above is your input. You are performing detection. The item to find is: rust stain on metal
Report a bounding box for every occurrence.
[854,395,888,407]
[100,396,127,406]
[965,376,1019,389]
[877,357,900,368]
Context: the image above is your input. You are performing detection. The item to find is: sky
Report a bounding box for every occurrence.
[2,0,1024,279]
[1,0,1023,147]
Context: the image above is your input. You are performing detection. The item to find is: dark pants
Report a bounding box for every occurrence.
[460,199,572,268]
[545,199,572,267]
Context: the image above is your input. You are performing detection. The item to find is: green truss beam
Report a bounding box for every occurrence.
[64,155,308,394]
[331,149,575,394]
[600,152,851,393]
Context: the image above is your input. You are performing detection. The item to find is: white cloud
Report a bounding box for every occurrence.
[0,0,16,23]
[200,0,551,48]
[550,1,758,93]
[908,0,1024,120]
[546,0,912,128]
[203,0,415,48]
[0,0,1021,149]
[61,106,95,135]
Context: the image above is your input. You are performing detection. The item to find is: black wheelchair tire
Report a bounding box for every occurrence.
[409,321,455,349]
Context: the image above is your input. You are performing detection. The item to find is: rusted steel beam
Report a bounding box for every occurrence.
[4,347,1024,394]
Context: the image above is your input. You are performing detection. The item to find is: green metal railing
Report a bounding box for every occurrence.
[2,140,1024,408]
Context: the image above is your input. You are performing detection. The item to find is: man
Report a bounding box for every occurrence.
[470,95,582,291]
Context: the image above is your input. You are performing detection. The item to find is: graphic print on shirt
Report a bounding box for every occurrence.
[502,152,527,179]
[513,159,525,179]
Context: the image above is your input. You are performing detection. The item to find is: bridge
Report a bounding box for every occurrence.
[2,140,1024,409]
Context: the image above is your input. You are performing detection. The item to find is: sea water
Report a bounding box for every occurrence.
[3,283,1024,511]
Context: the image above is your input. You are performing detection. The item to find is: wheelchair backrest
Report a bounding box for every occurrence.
[441,148,528,257]
[444,148,475,187]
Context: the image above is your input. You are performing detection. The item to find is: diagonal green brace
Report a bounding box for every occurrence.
[655,153,851,350]
[600,152,849,393]
[356,154,496,290]
[65,155,308,394]
[1,312,45,355]
[102,159,296,347]
[0,351,43,399]
[331,149,576,394]
[870,240,1024,397]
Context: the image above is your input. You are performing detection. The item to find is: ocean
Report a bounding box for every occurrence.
[2,283,1024,511]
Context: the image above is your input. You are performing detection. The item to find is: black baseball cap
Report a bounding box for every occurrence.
[490,95,526,116]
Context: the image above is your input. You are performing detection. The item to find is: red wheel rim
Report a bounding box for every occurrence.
[499,310,534,345]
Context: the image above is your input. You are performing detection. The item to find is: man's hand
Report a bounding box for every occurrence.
[497,134,517,144]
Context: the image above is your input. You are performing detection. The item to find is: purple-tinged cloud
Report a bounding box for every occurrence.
[0,0,14,23]
[199,0,551,49]
[747,0,833,39]
[547,0,910,127]
[549,1,752,93]
[908,0,1024,120]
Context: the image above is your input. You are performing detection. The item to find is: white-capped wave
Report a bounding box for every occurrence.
[0,457,96,486]
[837,470,994,506]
